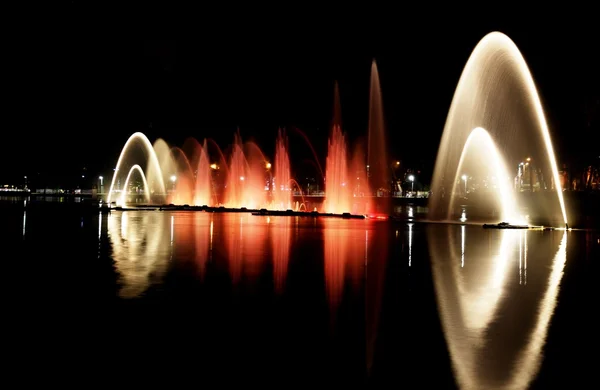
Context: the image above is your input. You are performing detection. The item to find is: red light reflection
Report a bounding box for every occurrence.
[323,218,367,315]
[224,214,268,284]
[270,216,292,294]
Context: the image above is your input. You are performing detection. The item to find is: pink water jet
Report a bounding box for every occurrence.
[272,129,292,210]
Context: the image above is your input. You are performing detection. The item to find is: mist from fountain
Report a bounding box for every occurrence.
[429,31,568,225]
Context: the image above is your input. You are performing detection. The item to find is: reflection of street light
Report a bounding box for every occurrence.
[462,174,467,193]
[408,175,414,195]
[395,161,400,166]
[210,163,218,170]
[265,162,271,169]
[240,176,245,181]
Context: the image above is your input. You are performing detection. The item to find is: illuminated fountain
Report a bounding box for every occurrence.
[119,164,151,206]
[107,132,167,205]
[223,133,268,209]
[324,124,351,214]
[429,32,568,226]
[428,224,568,389]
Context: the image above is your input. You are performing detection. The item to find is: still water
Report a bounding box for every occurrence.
[2,200,597,387]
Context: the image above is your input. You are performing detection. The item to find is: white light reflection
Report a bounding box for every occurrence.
[408,207,414,218]
[524,230,528,285]
[170,215,174,244]
[98,212,102,238]
[22,210,26,238]
[408,223,413,266]
[460,208,467,222]
[461,225,465,267]
[429,225,569,390]
[108,211,170,298]
[519,230,523,285]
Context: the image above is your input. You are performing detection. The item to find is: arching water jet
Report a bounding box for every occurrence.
[429,31,568,225]
[449,127,524,224]
[119,164,151,206]
[107,132,166,204]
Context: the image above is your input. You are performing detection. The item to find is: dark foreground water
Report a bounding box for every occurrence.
[1,199,597,388]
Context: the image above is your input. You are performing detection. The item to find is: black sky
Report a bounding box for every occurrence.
[3,20,598,185]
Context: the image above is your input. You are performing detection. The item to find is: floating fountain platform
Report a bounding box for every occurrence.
[108,204,365,219]
[252,208,365,219]
[483,222,532,229]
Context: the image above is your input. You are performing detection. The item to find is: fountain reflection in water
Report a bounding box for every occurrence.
[365,222,389,375]
[270,216,292,294]
[429,32,567,225]
[428,224,568,389]
[107,211,170,298]
[224,213,268,285]
[323,218,369,326]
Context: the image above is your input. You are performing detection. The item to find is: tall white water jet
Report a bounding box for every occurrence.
[368,60,389,210]
[107,132,166,204]
[429,32,568,225]
[119,164,151,206]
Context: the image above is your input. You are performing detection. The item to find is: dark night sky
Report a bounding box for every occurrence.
[2,20,598,186]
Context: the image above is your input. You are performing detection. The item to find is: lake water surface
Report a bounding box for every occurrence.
[2,199,597,388]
